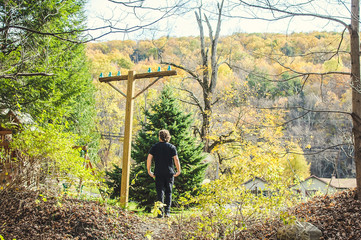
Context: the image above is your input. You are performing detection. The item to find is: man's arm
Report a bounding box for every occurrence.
[173,155,181,177]
[147,154,155,178]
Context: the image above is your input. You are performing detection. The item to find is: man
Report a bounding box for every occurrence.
[147,129,181,218]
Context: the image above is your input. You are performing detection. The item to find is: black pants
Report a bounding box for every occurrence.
[155,174,174,214]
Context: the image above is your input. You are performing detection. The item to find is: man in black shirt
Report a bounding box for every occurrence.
[147,129,181,218]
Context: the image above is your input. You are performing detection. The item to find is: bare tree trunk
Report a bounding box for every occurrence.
[195,7,211,152]
[161,1,226,153]
[350,0,361,199]
[202,99,212,152]
[195,1,223,152]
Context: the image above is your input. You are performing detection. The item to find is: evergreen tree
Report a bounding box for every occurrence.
[130,86,207,211]
[104,164,122,199]
[0,0,95,127]
[0,0,98,153]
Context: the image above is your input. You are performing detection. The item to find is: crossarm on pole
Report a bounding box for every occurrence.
[99,70,177,83]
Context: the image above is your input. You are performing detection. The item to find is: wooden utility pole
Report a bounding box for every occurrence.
[99,69,177,206]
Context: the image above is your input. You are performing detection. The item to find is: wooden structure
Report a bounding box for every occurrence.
[0,130,13,186]
[0,110,25,187]
[99,69,177,207]
[0,130,12,149]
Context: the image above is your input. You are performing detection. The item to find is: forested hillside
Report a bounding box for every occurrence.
[87,31,353,179]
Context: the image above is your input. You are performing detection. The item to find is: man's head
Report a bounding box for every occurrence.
[159,129,171,142]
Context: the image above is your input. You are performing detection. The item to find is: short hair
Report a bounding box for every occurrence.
[159,129,171,142]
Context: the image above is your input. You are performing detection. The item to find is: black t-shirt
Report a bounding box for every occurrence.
[149,142,177,176]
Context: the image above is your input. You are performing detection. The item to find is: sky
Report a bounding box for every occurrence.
[85,0,349,41]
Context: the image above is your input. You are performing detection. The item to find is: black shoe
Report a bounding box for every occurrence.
[157,214,163,218]
[164,213,170,218]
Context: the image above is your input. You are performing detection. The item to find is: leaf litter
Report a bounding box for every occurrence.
[1,189,361,239]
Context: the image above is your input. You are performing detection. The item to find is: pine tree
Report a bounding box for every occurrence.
[130,86,207,211]
[104,164,122,199]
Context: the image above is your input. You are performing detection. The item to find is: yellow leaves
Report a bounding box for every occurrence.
[131,171,143,185]
[145,230,153,240]
[323,58,344,72]
[153,36,168,49]
[10,124,97,189]
[185,165,299,238]
[244,34,266,52]
[195,65,208,75]
[39,194,47,202]
[151,201,166,217]
[215,110,310,185]
[218,64,233,79]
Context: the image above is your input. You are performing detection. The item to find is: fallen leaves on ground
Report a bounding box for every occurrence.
[0,189,178,240]
[291,189,361,240]
[1,189,361,239]
[238,189,361,240]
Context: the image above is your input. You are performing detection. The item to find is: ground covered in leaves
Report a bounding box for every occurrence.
[290,190,361,240]
[0,190,179,240]
[239,189,361,239]
[1,189,361,239]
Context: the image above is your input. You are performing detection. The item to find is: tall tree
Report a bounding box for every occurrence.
[161,0,226,153]
[350,0,361,199]
[130,86,207,211]
[0,0,96,140]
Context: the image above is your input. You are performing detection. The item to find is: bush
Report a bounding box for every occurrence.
[2,123,97,194]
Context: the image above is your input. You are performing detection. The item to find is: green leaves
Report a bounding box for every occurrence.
[8,122,96,191]
[1,0,95,133]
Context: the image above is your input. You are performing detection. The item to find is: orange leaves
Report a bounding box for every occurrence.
[291,189,361,239]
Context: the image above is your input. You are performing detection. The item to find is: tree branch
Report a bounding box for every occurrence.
[177,87,204,113]
[209,130,237,152]
[237,0,349,29]
[0,73,54,79]
[284,143,350,156]
[160,61,202,84]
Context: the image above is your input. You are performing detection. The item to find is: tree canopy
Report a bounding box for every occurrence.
[1,0,96,140]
